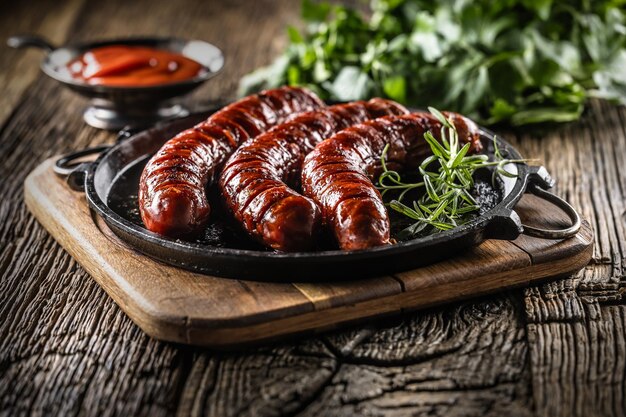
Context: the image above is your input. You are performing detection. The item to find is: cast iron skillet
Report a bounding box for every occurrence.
[54,110,581,281]
[7,35,224,130]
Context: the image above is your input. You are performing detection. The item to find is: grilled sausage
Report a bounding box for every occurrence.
[219,99,408,251]
[301,112,482,251]
[139,86,324,238]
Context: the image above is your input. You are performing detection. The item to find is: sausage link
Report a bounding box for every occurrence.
[301,112,482,251]
[220,99,409,251]
[139,86,324,238]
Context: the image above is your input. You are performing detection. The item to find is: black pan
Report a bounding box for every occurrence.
[54,110,581,281]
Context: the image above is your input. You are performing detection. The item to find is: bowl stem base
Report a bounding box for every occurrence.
[83,103,189,130]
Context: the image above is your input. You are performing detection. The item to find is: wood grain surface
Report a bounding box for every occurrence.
[1,0,625,416]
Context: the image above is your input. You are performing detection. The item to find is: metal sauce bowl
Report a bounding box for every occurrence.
[8,35,224,129]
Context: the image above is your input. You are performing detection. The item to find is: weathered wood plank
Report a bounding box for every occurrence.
[179,295,533,417]
[526,303,626,417]
[0,231,188,417]
[510,100,626,417]
[0,0,85,128]
[1,0,625,416]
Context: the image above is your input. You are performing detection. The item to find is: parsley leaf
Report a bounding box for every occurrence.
[240,0,626,126]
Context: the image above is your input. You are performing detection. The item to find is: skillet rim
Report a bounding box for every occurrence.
[82,112,530,264]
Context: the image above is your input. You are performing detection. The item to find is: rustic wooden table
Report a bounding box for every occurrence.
[1,0,625,416]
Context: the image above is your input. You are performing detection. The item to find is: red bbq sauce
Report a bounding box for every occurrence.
[67,45,203,86]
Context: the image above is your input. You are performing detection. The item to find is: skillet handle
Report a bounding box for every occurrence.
[7,34,56,52]
[519,183,581,239]
[54,145,110,191]
[485,165,580,240]
[518,165,581,239]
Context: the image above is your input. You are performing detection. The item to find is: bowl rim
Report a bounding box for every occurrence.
[41,36,225,92]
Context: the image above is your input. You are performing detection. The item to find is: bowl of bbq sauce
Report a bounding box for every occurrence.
[7,35,224,129]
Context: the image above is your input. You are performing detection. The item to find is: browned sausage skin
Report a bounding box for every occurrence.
[139,87,324,238]
[301,112,482,251]
[219,99,409,251]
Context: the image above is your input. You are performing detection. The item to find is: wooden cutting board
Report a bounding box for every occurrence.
[24,157,593,347]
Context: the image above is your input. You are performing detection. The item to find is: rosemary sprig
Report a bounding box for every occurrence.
[378,107,531,238]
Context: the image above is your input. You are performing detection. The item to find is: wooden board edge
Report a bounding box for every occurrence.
[182,240,594,348]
